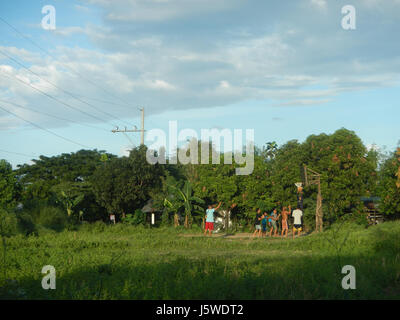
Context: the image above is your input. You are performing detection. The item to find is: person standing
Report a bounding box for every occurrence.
[292,206,303,239]
[252,209,262,238]
[268,208,280,237]
[297,192,304,211]
[261,212,268,238]
[280,205,290,238]
[204,202,222,236]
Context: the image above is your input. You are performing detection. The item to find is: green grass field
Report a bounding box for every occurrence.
[1,221,399,300]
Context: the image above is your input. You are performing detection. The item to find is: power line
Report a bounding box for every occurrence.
[0,49,133,127]
[0,16,148,148]
[0,71,110,124]
[0,103,89,148]
[0,16,135,110]
[0,148,36,159]
[71,94,133,108]
[0,99,109,132]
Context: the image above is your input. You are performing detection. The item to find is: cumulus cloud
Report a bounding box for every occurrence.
[0,0,400,130]
[85,0,243,22]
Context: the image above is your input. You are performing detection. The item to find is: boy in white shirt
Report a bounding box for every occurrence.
[292,206,303,239]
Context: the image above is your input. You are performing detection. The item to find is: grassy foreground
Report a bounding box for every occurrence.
[1,221,399,299]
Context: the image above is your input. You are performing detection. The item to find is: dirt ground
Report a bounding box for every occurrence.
[181,232,310,239]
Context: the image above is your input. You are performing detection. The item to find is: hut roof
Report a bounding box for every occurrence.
[142,199,155,213]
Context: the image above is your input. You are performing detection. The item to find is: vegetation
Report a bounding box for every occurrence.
[91,145,164,220]
[2,128,397,228]
[0,128,399,299]
[378,148,400,217]
[0,221,399,299]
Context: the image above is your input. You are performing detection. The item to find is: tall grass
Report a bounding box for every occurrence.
[0,220,399,299]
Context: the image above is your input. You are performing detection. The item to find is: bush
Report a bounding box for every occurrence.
[0,208,18,237]
[37,206,67,231]
[16,212,37,236]
[122,209,146,226]
[161,210,170,226]
[92,220,106,233]
[65,215,80,231]
[78,220,107,233]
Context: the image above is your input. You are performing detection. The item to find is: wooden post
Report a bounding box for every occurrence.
[316,181,323,232]
[303,165,323,233]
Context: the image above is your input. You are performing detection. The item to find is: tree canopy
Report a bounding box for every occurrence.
[91,145,164,218]
[2,128,399,228]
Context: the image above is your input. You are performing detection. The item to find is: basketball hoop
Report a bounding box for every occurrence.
[295,182,303,193]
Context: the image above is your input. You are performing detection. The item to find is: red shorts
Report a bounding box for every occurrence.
[205,222,214,230]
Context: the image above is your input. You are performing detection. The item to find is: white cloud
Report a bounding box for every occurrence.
[145,79,176,90]
[53,26,87,37]
[219,81,230,89]
[1,0,399,131]
[274,99,332,107]
[74,4,91,12]
[86,0,243,22]
[310,0,327,9]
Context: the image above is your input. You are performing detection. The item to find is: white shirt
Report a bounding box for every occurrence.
[292,209,303,225]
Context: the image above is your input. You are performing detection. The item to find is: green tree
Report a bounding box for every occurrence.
[0,160,19,209]
[91,146,164,219]
[378,147,400,216]
[300,129,377,221]
[0,209,18,279]
[16,149,115,203]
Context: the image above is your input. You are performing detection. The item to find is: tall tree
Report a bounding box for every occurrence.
[378,147,400,216]
[16,149,116,202]
[0,160,19,209]
[91,146,164,219]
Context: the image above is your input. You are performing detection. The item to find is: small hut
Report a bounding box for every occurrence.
[360,196,383,224]
[141,200,161,225]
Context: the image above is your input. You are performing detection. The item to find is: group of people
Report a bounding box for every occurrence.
[252,205,303,239]
[203,202,304,239]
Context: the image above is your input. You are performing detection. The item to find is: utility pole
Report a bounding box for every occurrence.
[111,107,146,146]
[140,107,144,145]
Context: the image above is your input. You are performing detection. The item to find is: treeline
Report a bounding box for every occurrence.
[0,128,399,233]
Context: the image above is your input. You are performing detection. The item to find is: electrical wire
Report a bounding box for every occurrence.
[0,98,109,132]
[0,49,133,127]
[0,71,109,124]
[0,16,135,110]
[0,103,90,148]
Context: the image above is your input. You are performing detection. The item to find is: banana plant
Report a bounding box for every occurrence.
[58,190,84,217]
[165,181,205,228]
[164,198,180,227]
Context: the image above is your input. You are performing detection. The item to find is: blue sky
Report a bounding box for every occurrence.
[0,0,399,168]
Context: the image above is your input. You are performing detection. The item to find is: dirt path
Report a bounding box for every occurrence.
[181,232,311,240]
[181,233,252,239]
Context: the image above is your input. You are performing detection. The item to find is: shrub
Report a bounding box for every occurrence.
[122,209,146,226]
[37,206,67,231]
[161,210,170,226]
[91,220,107,233]
[0,208,18,238]
[16,212,37,236]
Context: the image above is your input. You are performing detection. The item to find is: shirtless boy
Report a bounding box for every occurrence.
[280,205,290,238]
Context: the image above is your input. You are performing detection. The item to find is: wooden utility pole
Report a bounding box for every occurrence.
[140,107,144,145]
[303,165,323,232]
[111,107,146,145]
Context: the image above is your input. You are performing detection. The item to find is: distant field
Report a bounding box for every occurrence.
[1,221,399,299]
